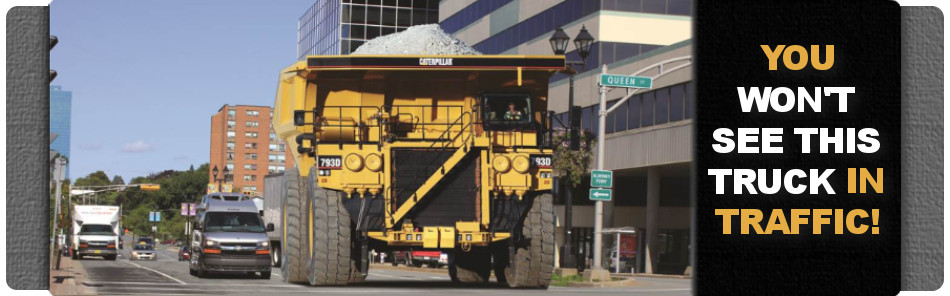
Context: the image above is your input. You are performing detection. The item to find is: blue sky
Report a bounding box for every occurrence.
[51,0,314,181]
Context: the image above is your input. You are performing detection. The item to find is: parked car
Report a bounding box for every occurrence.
[130,243,157,260]
[391,250,444,268]
[178,246,191,261]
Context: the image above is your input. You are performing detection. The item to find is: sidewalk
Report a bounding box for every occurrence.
[49,254,96,295]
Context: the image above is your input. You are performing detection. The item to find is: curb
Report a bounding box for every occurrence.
[632,273,692,279]
[567,277,641,288]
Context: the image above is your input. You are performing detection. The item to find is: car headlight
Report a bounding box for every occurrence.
[492,155,511,173]
[512,155,530,173]
[344,153,364,171]
[364,153,383,172]
[205,240,217,247]
[132,252,138,255]
[259,241,269,247]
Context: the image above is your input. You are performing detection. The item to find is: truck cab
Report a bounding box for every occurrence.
[189,198,274,279]
[71,205,120,260]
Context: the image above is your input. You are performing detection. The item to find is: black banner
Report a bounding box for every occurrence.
[696,0,901,295]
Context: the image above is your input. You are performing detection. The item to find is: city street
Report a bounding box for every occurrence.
[68,241,690,295]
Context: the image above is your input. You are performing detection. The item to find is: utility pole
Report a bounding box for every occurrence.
[50,156,66,270]
[592,64,608,270]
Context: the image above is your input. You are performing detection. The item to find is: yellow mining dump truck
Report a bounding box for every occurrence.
[272,55,564,288]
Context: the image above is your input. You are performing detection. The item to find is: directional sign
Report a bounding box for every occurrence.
[590,188,612,201]
[590,170,613,188]
[600,74,652,89]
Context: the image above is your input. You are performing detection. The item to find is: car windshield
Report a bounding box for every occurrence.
[133,244,153,251]
[204,212,265,233]
[79,224,114,236]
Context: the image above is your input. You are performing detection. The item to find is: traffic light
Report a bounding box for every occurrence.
[569,106,582,150]
[139,184,161,191]
[50,35,58,83]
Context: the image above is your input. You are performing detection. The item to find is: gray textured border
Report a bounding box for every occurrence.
[901,6,945,291]
[6,6,50,290]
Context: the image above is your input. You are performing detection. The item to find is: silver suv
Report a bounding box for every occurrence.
[189,198,274,279]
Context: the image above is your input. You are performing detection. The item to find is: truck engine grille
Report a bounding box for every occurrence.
[392,149,478,227]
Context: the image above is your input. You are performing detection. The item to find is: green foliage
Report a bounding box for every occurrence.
[74,171,111,187]
[552,128,596,186]
[111,175,125,185]
[107,163,209,238]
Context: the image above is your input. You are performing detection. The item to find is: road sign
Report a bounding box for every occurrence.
[590,170,613,188]
[589,188,612,201]
[599,74,652,89]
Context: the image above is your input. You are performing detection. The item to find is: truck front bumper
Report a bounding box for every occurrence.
[199,254,271,272]
[78,248,117,256]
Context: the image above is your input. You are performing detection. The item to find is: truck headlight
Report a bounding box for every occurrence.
[512,155,530,173]
[344,153,364,171]
[364,153,383,172]
[492,156,511,173]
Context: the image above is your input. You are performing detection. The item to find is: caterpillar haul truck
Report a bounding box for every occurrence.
[272,55,564,288]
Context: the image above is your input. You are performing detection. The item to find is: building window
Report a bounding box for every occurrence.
[244,164,258,171]
[227,120,235,129]
[243,175,258,181]
[226,164,234,171]
[227,108,236,118]
[270,133,278,141]
[245,132,258,138]
[246,110,260,116]
[246,121,259,127]
[245,153,258,160]
[269,144,278,151]
[269,165,277,173]
[245,142,257,149]
[227,131,235,139]
[277,166,285,172]
[226,142,235,150]
[279,143,286,152]
[226,153,234,160]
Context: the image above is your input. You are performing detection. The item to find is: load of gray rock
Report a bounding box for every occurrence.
[351,24,482,55]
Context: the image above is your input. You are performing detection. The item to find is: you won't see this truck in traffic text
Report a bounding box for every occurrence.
[267,54,564,288]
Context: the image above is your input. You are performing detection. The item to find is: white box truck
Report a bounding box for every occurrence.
[71,205,120,260]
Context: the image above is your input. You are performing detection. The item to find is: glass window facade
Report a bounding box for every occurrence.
[553,82,693,135]
[50,85,72,179]
[298,0,439,59]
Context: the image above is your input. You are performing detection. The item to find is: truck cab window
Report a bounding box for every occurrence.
[482,93,533,129]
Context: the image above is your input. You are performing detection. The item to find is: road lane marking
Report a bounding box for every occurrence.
[368,272,425,281]
[123,261,187,285]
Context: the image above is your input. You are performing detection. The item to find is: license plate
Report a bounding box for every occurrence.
[423,257,430,260]
[94,250,102,254]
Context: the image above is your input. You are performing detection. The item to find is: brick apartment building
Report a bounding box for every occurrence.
[210,105,295,195]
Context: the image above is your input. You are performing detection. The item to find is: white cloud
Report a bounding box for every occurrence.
[120,140,152,153]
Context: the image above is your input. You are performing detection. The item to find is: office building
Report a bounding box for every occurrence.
[440,0,693,274]
[298,0,441,59]
[209,105,295,195]
[50,85,72,179]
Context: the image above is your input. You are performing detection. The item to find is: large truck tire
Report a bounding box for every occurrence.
[449,248,492,283]
[306,167,354,286]
[281,169,310,284]
[496,193,555,288]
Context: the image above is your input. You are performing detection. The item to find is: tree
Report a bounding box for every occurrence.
[74,171,111,187]
[111,175,125,185]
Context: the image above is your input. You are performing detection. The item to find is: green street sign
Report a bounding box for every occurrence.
[600,74,652,89]
[590,170,613,188]
[590,188,612,201]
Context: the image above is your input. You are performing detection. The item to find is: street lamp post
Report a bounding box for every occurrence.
[212,165,230,192]
[549,26,594,270]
